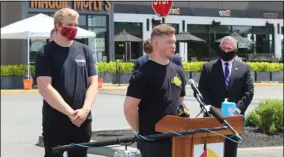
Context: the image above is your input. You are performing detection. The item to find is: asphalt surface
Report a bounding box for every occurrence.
[1,86,283,157]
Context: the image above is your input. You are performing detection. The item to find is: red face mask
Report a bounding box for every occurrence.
[59,25,77,40]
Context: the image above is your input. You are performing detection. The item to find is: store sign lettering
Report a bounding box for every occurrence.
[169,8,180,15]
[263,12,278,18]
[219,10,231,17]
[30,0,111,11]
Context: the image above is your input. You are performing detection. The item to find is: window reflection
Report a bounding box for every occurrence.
[114,22,143,62]
[168,23,180,55]
[186,24,275,61]
[187,24,210,60]
[88,16,106,27]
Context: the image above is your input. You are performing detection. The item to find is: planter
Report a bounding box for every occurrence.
[250,71,255,82]
[102,73,132,84]
[256,72,270,82]
[185,72,190,81]
[98,78,103,88]
[1,76,24,89]
[191,72,201,83]
[271,72,283,82]
[101,73,115,83]
[118,73,132,84]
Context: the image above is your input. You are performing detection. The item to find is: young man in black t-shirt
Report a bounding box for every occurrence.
[35,8,98,157]
[123,24,187,157]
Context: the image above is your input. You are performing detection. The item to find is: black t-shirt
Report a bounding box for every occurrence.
[35,41,97,124]
[126,60,186,136]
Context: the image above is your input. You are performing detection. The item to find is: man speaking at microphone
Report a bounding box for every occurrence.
[198,36,254,157]
[123,24,187,157]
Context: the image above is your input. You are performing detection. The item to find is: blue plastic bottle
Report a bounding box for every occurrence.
[221,98,237,117]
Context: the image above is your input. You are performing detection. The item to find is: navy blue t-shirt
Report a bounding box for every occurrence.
[35,41,97,124]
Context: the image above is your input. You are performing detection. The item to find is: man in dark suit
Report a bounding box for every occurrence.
[198,36,254,157]
[133,38,183,71]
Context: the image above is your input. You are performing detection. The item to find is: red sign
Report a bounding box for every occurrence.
[263,12,278,18]
[152,0,173,17]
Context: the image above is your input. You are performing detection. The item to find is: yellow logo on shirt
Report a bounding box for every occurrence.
[171,75,182,87]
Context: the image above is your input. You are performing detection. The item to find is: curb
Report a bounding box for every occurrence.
[253,83,283,87]
[1,83,282,94]
[0,87,128,94]
[239,146,283,151]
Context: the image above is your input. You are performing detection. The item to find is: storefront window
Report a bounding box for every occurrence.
[281,27,283,57]
[231,26,252,58]
[114,22,143,62]
[187,24,210,60]
[251,26,274,57]
[168,23,180,55]
[88,15,107,27]
[87,15,107,62]
[186,24,275,61]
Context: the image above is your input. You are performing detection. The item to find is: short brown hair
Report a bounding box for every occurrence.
[151,24,176,39]
[143,38,152,54]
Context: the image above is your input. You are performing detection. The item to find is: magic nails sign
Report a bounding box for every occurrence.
[30,0,111,11]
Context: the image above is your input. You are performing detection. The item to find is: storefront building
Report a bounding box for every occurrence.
[1,1,114,65]
[113,1,283,62]
[1,1,283,64]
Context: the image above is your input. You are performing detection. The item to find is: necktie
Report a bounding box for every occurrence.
[224,63,230,88]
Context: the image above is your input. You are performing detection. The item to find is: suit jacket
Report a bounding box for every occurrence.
[198,58,254,114]
[133,54,183,71]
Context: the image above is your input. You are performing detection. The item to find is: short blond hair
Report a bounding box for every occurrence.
[53,8,79,29]
[143,38,153,54]
[151,24,176,39]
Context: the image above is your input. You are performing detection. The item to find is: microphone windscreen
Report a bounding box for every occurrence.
[209,106,225,123]
[188,79,195,85]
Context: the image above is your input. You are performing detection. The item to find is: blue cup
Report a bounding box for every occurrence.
[221,100,237,117]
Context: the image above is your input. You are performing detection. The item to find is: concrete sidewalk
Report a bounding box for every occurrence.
[1,82,283,94]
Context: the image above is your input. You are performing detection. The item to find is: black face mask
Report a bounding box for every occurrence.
[219,50,237,61]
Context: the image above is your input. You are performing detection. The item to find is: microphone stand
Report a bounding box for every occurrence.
[193,91,212,118]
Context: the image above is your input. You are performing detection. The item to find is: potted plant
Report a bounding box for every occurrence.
[268,63,283,82]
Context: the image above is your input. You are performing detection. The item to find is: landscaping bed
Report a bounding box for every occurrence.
[91,127,283,148]
[1,61,283,88]
[239,127,283,148]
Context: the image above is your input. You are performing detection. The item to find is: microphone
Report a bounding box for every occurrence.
[188,79,203,100]
[188,79,210,117]
[208,105,242,142]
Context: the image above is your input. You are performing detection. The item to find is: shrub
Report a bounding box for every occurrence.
[0,64,29,77]
[245,99,283,134]
[183,62,206,72]
[1,61,283,77]
[246,62,284,72]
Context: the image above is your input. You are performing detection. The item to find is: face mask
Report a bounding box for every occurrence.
[219,49,237,61]
[59,25,77,41]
